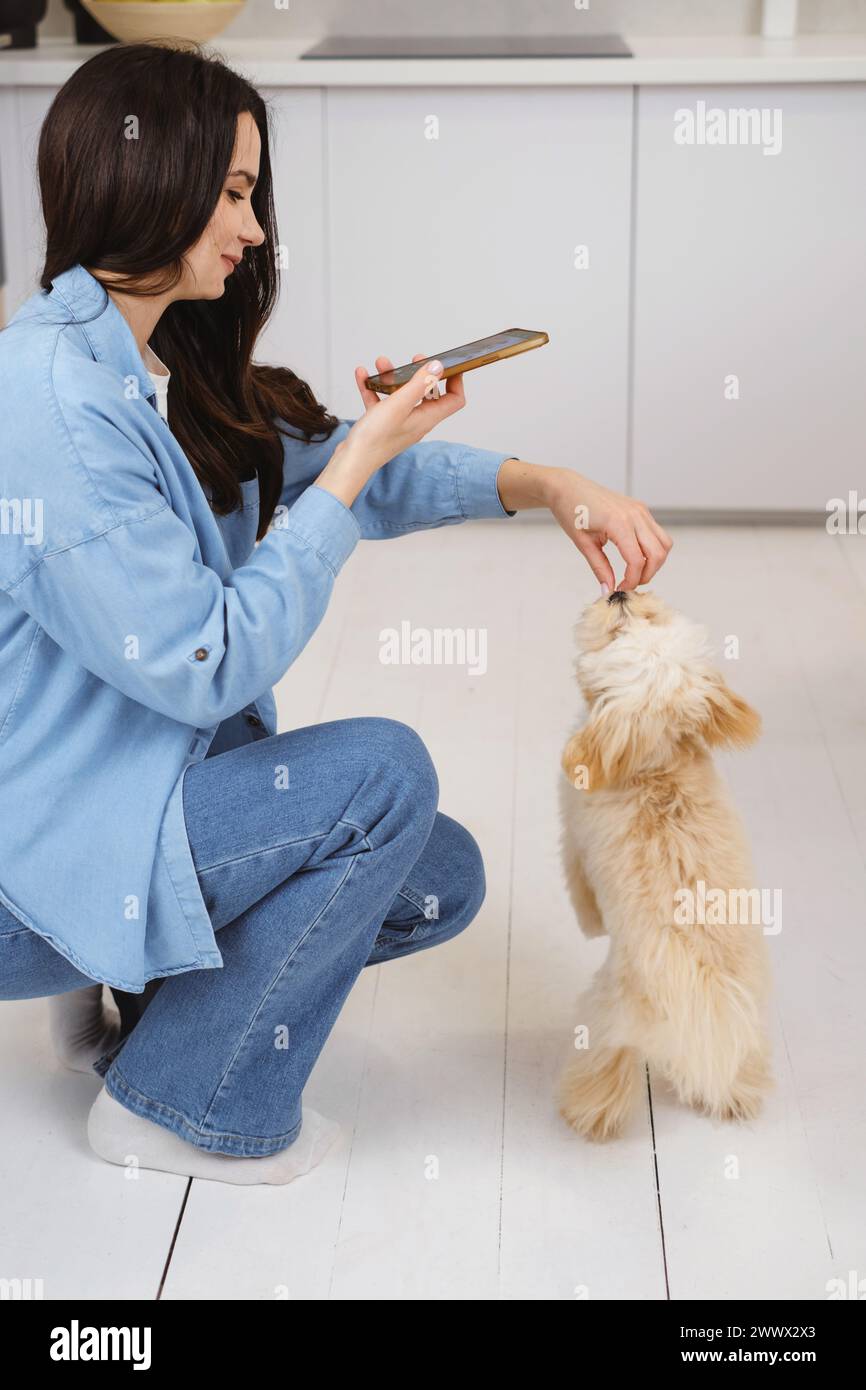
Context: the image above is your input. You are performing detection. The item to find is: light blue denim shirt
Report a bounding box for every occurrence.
[0,263,517,992]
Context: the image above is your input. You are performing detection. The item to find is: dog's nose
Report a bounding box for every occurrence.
[607,589,628,605]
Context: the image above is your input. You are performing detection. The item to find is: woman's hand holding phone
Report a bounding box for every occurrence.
[314,354,466,509]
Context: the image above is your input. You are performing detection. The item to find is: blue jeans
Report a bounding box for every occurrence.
[0,717,486,1156]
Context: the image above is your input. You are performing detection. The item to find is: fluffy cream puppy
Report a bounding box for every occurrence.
[558,589,773,1141]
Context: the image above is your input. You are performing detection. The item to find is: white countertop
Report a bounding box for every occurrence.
[1,33,866,86]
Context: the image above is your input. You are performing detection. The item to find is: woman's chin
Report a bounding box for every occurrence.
[201,277,230,300]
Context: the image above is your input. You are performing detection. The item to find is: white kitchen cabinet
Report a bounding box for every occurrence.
[632,83,866,511]
[253,89,331,405]
[324,86,634,490]
[0,86,57,307]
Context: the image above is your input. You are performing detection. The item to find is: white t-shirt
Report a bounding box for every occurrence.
[144,344,170,421]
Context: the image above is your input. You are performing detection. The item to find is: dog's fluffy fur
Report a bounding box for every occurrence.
[557,589,773,1141]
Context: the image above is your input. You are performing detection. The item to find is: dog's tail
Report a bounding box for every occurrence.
[559,1044,644,1141]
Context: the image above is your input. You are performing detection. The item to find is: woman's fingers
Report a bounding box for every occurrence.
[354,354,403,409]
[603,503,674,589]
[412,351,466,413]
[393,358,468,425]
[354,355,428,411]
[575,533,616,592]
[441,369,465,412]
[633,500,674,557]
[648,515,674,557]
[633,522,669,584]
[422,372,466,422]
[400,359,444,408]
[356,353,466,430]
[606,518,646,591]
[354,364,382,412]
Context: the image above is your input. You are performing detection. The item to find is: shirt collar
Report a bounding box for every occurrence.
[41,261,159,409]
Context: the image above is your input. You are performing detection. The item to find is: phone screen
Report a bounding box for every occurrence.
[431,330,536,370]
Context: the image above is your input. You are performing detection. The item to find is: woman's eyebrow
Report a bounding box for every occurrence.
[228,169,257,187]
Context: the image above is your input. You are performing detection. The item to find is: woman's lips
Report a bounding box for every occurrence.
[221,255,236,272]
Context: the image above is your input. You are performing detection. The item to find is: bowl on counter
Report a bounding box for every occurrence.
[79,0,244,45]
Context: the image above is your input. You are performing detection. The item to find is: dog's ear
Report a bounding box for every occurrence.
[561,728,605,791]
[561,701,659,791]
[698,672,762,749]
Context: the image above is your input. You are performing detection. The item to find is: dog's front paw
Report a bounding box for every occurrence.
[558,1048,641,1142]
[560,1098,621,1143]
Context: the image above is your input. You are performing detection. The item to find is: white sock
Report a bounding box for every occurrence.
[49,984,122,1073]
[87,1087,341,1186]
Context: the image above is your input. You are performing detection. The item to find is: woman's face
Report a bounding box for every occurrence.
[184,110,266,297]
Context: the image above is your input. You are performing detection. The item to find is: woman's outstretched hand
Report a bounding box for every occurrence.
[544,470,673,591]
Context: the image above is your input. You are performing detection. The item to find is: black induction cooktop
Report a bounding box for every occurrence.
[300,35,633,61]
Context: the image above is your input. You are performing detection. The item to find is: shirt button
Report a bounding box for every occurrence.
[245,713,263,729]
[194,648,209,661]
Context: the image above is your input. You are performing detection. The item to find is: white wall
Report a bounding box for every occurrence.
[36,0,866,43]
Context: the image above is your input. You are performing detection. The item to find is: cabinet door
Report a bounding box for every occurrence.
[326,87,633,489]
[0,88,56,313]
[633,84,866,511]
[254,90,330,404]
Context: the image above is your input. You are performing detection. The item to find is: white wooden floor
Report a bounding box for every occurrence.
[2,518,864,1300]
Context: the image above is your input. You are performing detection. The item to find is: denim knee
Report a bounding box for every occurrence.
[367,810,487,965]
[421,816,487,946]
[450,820,487,927]
[350,717,439,820]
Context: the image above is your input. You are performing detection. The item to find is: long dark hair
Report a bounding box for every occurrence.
[36,41,340,539]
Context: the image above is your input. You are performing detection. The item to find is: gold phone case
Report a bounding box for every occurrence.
[364,329,549,394]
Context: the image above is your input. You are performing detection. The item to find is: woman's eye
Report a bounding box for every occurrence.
[227,190,244,203]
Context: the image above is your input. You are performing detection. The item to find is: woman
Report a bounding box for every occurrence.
[0,44,672,1186]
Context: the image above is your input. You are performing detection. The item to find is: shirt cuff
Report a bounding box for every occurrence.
[279,482,362,576]
[455,447,519,519]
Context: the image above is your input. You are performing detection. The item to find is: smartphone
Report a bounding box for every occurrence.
[364,328,549,394]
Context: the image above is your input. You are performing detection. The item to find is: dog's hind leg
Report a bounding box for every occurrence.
[665,1029,773,1123]
[558,1042,643,1141]
[643,934,773,1125]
